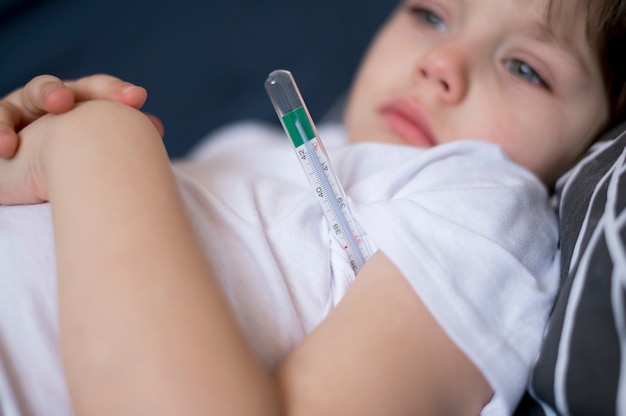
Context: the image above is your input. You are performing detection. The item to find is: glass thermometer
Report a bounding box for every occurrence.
[265,69,371,273]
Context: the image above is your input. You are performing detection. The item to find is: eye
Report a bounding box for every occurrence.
[405,4,447,31]
[505,58,550,90]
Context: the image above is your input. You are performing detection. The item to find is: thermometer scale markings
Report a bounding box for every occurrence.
[265,70,370,273]
[294,118,363,269]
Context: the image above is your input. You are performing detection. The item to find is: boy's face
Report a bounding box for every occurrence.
[344,0,607,185]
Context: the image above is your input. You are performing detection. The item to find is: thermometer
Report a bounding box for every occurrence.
[265,69,371,273]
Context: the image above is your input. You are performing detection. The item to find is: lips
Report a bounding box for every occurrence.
[380,98,437,148]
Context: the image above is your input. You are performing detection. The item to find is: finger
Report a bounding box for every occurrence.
[3,75,74,126]
[0,75,76,159]
[24,75,75,115]
[66,74,148,109]
[0,99,19,133]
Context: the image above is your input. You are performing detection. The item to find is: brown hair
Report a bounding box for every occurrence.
[548,0,626,133]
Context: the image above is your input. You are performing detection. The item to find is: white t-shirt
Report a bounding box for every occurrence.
[0,122,559,416]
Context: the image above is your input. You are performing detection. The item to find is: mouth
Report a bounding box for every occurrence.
[380,98,437,148]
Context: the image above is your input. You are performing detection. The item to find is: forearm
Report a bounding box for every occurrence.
[38,101,279,415]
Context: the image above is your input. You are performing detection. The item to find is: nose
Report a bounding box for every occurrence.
[416,40,469,104]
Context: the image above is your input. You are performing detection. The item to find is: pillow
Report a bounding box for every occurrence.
[514,120,626,415]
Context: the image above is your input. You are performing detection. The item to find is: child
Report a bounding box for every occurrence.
[0,0,624,414]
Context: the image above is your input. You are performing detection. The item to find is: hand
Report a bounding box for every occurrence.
[0,74,164,158]
[0,99,165,206]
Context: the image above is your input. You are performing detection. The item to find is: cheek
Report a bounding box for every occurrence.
[488,106,582,182]
[487,117,515,144]
[472,109,524,151]
[344,52,392,134]
[346,41,410,120]
[351,25,410,92]
[343,82,371,143]
[475,108,550,171]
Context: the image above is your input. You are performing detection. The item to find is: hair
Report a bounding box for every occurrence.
[547,0,626,133]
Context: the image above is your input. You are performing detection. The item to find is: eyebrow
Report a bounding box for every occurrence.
[527,20,592,76]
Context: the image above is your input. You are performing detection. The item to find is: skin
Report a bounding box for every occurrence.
[0,0,610,414]
[344,0,608,186]
[0,74,163,159]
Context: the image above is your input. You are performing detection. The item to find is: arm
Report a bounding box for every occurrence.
[17,100,278,414]
[11,100,492,415]
[0,74,162,158]
[276,250,493,415]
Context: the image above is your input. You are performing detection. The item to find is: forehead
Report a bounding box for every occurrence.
[514,0,588,40]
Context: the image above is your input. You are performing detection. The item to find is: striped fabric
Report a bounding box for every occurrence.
[515,122,626,415]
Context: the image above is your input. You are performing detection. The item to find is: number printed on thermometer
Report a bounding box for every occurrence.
[265,69,371,273]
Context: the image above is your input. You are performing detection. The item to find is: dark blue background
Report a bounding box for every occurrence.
[0,0,394,157]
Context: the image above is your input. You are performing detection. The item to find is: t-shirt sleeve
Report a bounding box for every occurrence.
[348,141,560,415]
